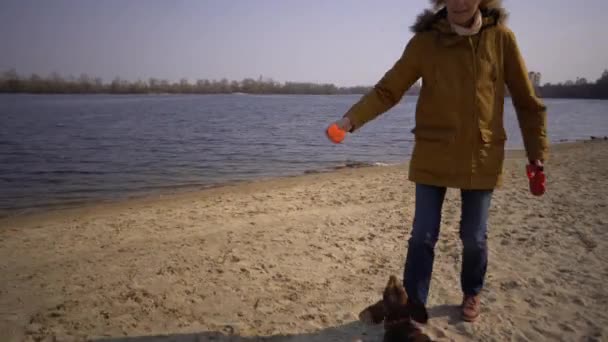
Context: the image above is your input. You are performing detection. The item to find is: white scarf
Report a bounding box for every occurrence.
[450,10,483,36]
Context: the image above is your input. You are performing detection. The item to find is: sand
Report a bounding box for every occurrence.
[1,140,607,342]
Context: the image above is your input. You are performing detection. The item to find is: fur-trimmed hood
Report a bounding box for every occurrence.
[411,0,508,33]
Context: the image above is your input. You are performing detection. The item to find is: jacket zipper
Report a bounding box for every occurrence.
[468,36,478,189]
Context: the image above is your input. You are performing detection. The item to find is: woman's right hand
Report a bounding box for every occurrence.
[331,117,353,132]
[325,117,352,144]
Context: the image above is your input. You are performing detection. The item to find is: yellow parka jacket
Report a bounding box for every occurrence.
[344,1,548,189]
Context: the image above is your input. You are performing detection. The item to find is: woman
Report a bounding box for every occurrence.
[328,0,548,322]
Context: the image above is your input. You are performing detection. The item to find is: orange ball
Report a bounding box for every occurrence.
[326,123,346,144]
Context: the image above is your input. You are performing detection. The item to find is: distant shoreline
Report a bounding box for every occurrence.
[3,68,607,98]
[1,92,607,100]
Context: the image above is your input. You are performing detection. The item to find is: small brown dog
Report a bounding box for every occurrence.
[359,275,432,342]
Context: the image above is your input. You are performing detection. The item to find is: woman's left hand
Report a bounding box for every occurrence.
[530,159,544,168]
[527,160,546,196]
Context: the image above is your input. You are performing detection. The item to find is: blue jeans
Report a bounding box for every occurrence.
[403,183,493,305]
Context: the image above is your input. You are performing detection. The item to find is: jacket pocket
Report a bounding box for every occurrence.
[412,127,456,144]
[480,128,507,145]
[478,128,507,176]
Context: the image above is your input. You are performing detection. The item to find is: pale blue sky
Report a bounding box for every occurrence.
[1,0,606,86]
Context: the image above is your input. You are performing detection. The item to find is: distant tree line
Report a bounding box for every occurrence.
[0,69,421,96]
[536,70,608,99]
[1,68,606,99]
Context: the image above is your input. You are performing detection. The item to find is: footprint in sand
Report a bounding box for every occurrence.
[558,322,576,333]
[427,326,448,339]
[500,280,522,291]
[570,295,586,306]
[524,296,542,309]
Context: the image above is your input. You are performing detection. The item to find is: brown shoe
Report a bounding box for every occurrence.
[462,295,481,322]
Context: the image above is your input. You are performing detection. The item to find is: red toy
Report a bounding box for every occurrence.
[526,164,546,196]
[326,123,346,144]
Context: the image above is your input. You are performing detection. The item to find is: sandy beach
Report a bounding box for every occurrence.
[1,140,607,342]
